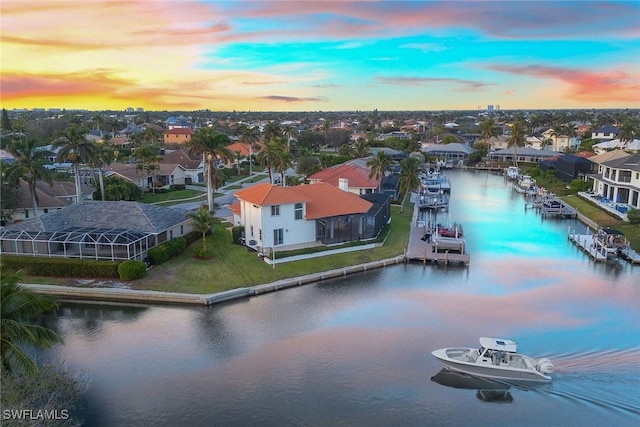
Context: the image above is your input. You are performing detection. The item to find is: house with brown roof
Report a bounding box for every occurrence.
[231,182,389,253]
[307,163,379,194]
[104,163,187,190]
[10,180,95,222]
[163,128,194,145]
[161,149,204,184]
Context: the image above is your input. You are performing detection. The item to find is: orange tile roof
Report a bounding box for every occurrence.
[234,183,311,206]
[229,202,241,215]
[226,142,253,157]
[234,182,373,219]
[308,164,378,188]
[164,128,194,135]
[288,183,372,219]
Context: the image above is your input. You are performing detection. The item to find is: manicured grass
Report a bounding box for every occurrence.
[141,189,204,204]
[129,205,411,293]
[562,194,640,251]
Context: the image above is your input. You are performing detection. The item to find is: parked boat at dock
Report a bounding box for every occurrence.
[515,175,538,196]
[421,170,451,193]
[504,166,521,181]
[431,337,554,383]
[417,191,449,210]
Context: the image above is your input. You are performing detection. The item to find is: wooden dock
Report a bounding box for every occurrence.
[405,202,470,265]
[568,230,640,264]
[525,193,577,218]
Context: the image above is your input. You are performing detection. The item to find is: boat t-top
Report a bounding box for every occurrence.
[431,337,554,383]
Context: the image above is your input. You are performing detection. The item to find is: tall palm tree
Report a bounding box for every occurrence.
[507,120,527,167]
[257,138,287,184]
[87,141,114,201]
[1,270,62,374]
[132,144,161,194]
[186,128,232,212]
[238,124,260,175]
[263,121,281,143]
[4,137,54,218]
[54,124,96,204]
[399,156,422,212]
[274,146,293,187]
[187,207,215,252]
[366,151,392,192]
[479,118,499,145]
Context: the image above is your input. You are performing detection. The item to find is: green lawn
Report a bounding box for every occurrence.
[141,189,205,204]
[129,205,411,293]
[562,194,640,251]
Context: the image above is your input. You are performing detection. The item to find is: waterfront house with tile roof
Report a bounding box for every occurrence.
[231,182,388,254]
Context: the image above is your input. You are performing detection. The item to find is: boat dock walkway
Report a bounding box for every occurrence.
[405,199,470,266]
[568,230,640,264]
[525,193,577,218]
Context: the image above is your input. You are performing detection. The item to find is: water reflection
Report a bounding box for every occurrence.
[431,369,515,403]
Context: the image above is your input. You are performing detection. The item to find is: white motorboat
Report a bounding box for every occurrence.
[431,337,554,383]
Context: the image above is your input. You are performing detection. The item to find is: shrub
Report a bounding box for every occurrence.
[117,260,147,280]
[170,184,186,190]
[232,226,245,244]
[184,230,201,245]
[627,208,640,224]
[192,244,214,259]
[147,237,187,265]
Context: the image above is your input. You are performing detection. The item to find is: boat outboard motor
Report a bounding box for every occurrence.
[536,358,554,374]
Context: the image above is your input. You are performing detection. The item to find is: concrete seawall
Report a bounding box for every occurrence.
[25,256,406,307]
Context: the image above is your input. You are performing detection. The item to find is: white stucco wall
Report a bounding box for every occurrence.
[240,200,316,248]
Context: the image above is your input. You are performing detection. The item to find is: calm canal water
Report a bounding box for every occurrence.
[41,170,639,426]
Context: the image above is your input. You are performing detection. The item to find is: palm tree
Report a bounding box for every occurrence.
[187,207,215,251]
[87,141,114,201]
[366,151,392,192]
[1,269,62,373]
[263,121,281,143]
[353,139,371,158]
[507,120,527,166]
[238,124,260,175]
[132,144,161,194]
[257,138,287,184]
[274,146,293,187]
[479,118,499,145]
[3,137,54,218]
[399,156,422,212]
[617,119,637,149]
[54,124,96,204]
[186,128,232,212]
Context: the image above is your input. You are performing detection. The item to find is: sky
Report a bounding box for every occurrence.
[1,0,639,112]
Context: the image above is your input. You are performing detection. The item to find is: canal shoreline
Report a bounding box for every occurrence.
[25,256,407,306]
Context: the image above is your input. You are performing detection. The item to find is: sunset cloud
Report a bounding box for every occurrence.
[1,0,637,110]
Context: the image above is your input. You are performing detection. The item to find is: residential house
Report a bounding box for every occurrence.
[0,201,192,261]
[540,128,581,152]
[592,138,640,155]
[369,147,407,161]
[591,125,619,141]
[381,175,401,199]
[163,128,194,145]
[10,180,95,222]
[308,163,379,194]
[484,135,510,151]
[589,153,640,211]
[161,148,204,184]
[104,163,152,190]
[488,147,558,164]
[421,143,474,162]
[540,154,595,183]
[231,182,389,254]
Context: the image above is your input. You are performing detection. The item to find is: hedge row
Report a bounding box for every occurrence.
[1,255,120,279]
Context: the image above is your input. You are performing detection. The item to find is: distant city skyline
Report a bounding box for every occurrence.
[2,1,639,112]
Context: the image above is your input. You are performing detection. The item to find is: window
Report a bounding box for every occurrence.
[271,205,280,216]
[250,225,254,237]
[274,228,284,246]
[180,225,184,235]
[169,230,173,239]
[294,203,303,220]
